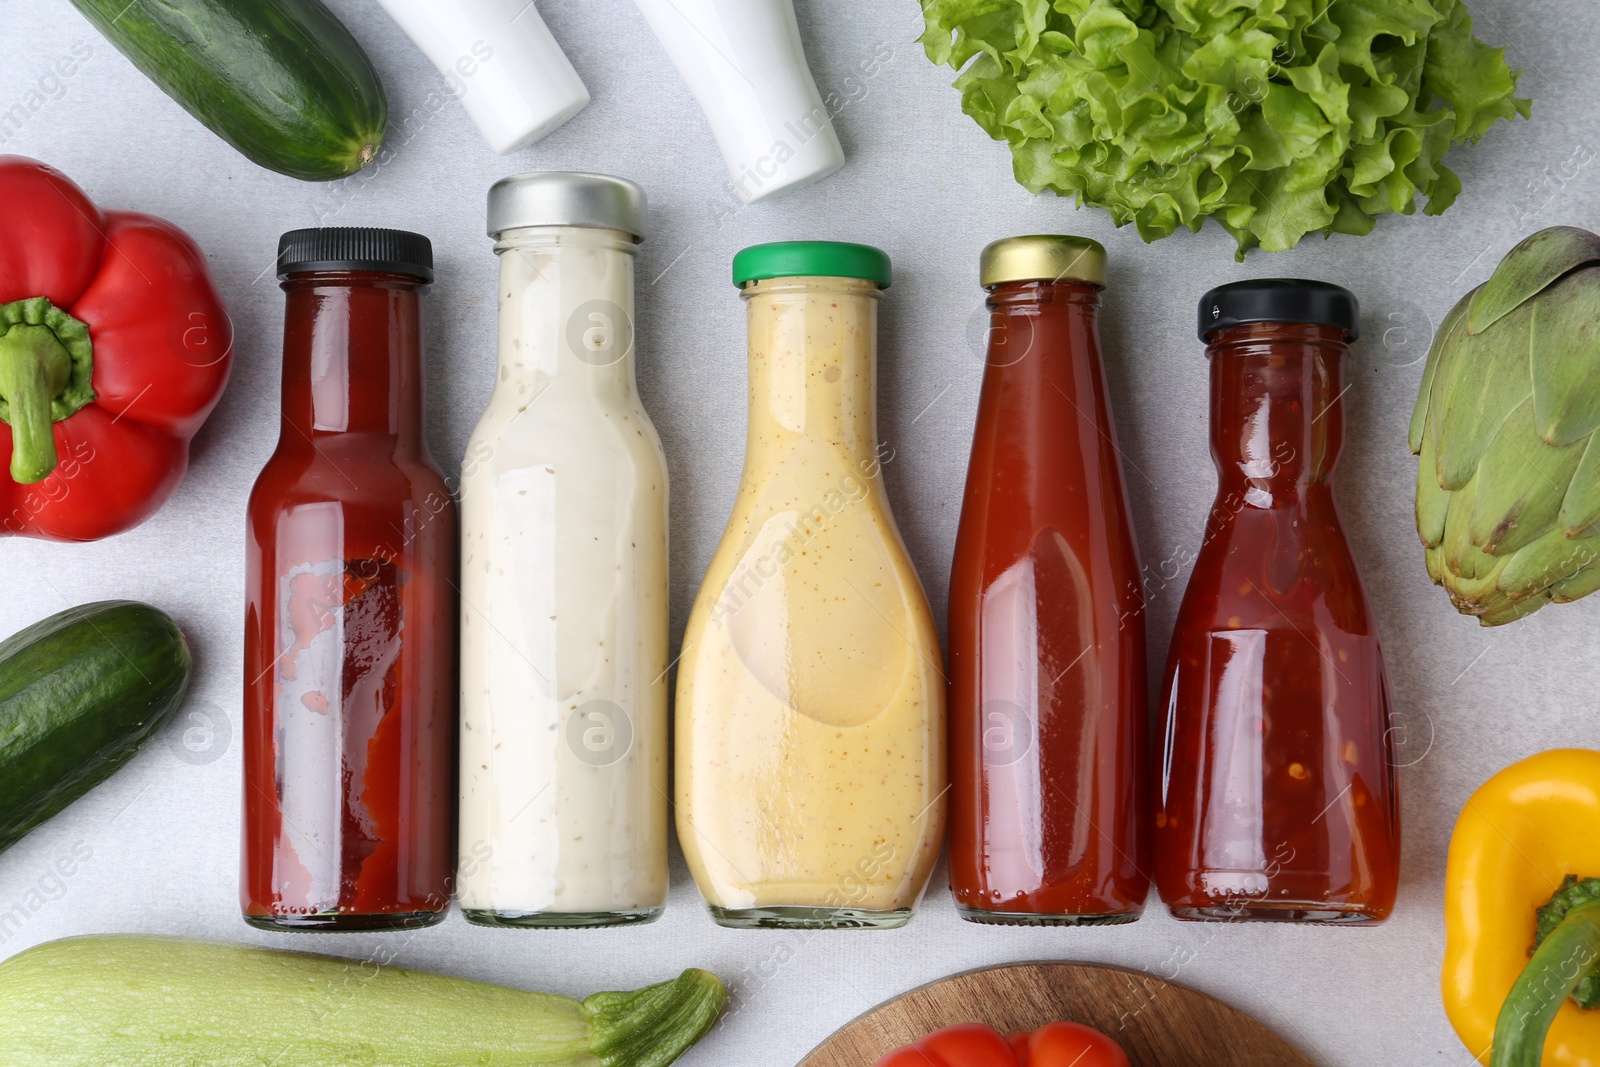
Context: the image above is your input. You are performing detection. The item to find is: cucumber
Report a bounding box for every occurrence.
[0,935,727,1066]
[0,601,190,855]
[68,0,387,181]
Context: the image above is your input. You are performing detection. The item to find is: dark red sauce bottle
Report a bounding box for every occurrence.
[1153,280,1400,924]
[948,235,1149,925]
[242,228,456,931]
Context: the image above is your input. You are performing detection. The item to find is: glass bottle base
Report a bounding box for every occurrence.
[708,905,912,930]
[1167,901,1386,925]
[460,907,663,930]
[957,906,1142,928]
[243,909,446,933]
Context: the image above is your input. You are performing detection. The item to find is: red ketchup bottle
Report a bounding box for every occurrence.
[948,236,1149,925]
[243,228,457,931]
[1154,280,1400,923]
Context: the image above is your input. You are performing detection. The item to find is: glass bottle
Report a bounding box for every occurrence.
[1154,279,1400,924]
[457,173,669,927]
[243,228,457,932]
[675,241,946,929]
[948,235,1148,925]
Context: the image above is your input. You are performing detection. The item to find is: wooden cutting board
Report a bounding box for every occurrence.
[797,961,1317,1067]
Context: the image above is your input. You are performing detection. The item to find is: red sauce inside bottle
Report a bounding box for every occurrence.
[1153,321,1400,923]
[242,268,457,930]
[948,279,1149,923]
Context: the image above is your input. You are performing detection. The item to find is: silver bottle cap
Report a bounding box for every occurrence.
[487,172,647,242]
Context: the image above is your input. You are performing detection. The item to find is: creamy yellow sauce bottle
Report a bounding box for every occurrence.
[675,242,946,929]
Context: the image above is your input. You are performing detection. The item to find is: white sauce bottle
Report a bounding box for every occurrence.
[630,0,844,202]
[458,173,669,926]
[374,0,590,153]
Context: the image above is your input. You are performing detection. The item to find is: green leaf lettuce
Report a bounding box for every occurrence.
[920,0,1531,258]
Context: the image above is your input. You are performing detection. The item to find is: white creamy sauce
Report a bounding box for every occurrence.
[458,227,668,917]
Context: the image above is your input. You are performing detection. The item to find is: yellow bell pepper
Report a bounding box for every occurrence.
[1444,749,1600,1067]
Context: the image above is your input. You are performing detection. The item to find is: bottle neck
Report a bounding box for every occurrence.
[1205,322,1347,505]
[279,271,427,441]
[983,279,1101,379]
[494,227,639,401]
[742,276,880,461]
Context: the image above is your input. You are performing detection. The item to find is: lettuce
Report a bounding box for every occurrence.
[920,0,1530,258]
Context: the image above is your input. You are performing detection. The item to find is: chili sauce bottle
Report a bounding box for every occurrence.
[948,235,1149,925]
[1153,280,1400,923]
[243,228,457,931]
[674,242,946,929]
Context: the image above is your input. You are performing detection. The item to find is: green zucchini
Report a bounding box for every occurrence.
[0,600,190,855]
[68,0,387,181]
[0,935,727,1066]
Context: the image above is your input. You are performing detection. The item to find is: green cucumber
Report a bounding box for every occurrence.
[68,0,387,181]
[0,600,191,855]
[0,935,728,1066]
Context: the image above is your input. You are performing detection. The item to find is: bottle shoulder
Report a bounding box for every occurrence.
[470,392,665,460]
[1172,498,1374,634]
[250,439,452,505]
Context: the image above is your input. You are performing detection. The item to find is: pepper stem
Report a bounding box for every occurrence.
[0,297,95,484]
[0,326,71,483]
[1491,898,1600,1067]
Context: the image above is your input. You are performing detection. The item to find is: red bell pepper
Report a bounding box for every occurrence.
[0,156,231,541]
[875,1021,1131,1067]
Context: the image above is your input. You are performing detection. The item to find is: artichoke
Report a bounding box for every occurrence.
[1411,226,1600,625]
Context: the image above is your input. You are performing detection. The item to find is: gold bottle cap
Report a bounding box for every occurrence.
[979,235,1107,288]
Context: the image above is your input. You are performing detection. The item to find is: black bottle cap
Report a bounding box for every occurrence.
[1198,279,1358,342]
[277,227,434,282]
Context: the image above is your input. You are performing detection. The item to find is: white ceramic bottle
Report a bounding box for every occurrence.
[457,173,669,927]
[630,0,844,202]
[375,0,589,153]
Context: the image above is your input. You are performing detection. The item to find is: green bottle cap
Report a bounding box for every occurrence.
[731,241,891,289]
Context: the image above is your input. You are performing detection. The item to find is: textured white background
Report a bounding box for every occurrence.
[0,1,1594,1064]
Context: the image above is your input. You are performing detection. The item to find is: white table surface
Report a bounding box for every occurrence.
[1,1,1594,1064]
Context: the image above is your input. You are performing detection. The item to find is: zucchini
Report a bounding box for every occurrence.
[0,935,727,1066]
[68,0,387,181]
[0,600,190,855]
